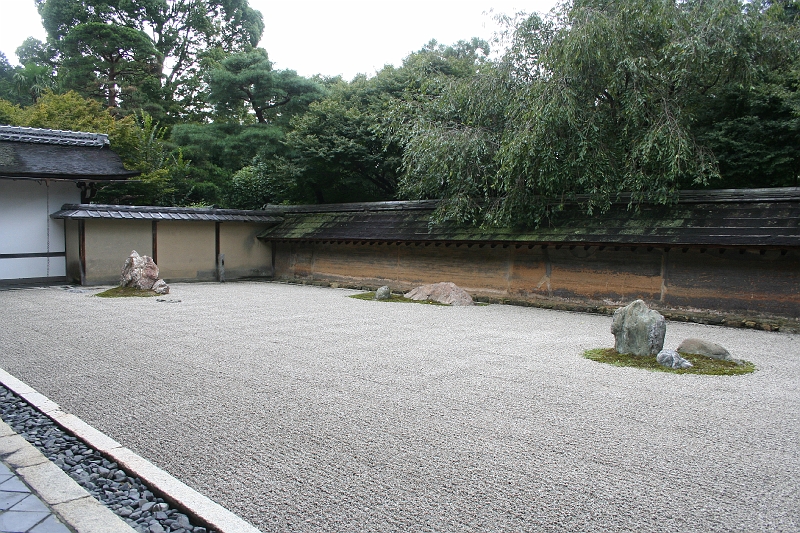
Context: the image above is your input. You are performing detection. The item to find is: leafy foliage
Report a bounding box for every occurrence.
[396,0,800,228]
[59,22,160,110]
[3,0,798,213]
[207,48,324,124]
[33,0,264,118]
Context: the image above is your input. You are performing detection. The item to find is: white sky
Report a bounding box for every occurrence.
[0,0,558,80]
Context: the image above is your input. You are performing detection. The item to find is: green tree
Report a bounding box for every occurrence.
[260,68,406,205]
[397,0,800,228]
[207,48,324,124]
[0,53,17,104]
[94,111,190,205]
[252,40,491,207]
[0,91,188,205]
[33,0,264,118]
[59,23,160,110]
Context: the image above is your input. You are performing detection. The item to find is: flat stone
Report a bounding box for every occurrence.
[0,510,49,531]
[4,442,49,469]
[17,461,88,505]
[29,514,72,533]
[404,282,474,306]
[53,496,138,533]
[677,338,738,363]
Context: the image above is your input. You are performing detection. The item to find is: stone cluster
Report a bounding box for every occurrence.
[0,387,212,533]
[611,300,738,370]
[121,250,170,295]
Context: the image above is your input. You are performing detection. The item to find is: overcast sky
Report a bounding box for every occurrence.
[0,0,558,80]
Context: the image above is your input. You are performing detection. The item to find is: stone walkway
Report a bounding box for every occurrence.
[0,460,69,533]
[0,282,798,533]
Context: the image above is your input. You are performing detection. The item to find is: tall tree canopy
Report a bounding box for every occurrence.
[207,48,324,124]
[33,0,264,117]
[396,0,800,228]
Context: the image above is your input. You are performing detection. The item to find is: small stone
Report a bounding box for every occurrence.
[141,502,155,512]
[152,503,169,512]
[151,279,170,295]
[119,506,134,517]
[657,349,693,369]
[175,514,192,529]
[193,528,207,533]
[374,286,391,300]
[154,511,168,520]
[149,523,165,533]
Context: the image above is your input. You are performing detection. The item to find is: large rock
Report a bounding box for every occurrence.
[120,250,170,295]
[404,282,474,306]
[611,300,666,356]
[375,286,392,300]
[677,338,735,362]
[657,349,693,369]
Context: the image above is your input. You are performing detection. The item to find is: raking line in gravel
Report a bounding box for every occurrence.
[0,367,262,533]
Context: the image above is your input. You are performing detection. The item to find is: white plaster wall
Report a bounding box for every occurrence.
[0,179,77,280]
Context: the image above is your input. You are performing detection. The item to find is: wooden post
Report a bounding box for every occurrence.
[78,220,86,286]
[215,222,224,282]
[151,221,158,264]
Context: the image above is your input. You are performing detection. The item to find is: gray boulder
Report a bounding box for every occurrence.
[120,250,170,294]
[611,300,666,356]
[375,286,391,300]
[404,282,474,306]
[657,349,693,369]
[677,338,735,362]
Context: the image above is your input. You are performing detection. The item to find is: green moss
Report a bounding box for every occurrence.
[95,286,159,298]
[583,348,755,375]
[349,292,447,305]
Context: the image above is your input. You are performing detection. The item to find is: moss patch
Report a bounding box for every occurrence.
[583,348,755,375]
[95,286,159,298]
[349,292,447,305]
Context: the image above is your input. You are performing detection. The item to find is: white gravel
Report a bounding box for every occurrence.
[0,282,797,533]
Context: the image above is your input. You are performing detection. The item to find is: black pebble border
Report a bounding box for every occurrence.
[0,385,217,533]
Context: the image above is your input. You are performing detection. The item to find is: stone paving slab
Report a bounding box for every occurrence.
[0,282,798,533]
[0,420,134,533]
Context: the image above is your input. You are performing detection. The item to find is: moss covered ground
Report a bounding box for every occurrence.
[583,348,755,375]
[95,286,159,298]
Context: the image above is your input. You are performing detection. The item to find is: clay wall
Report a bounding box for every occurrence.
[218,222,273,279]
[272,242,800,317]
[69,219,272,285]
[82,219,152,284]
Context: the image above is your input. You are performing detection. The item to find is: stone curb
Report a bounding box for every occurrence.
[0,368,262,533]
[0,419,136,533]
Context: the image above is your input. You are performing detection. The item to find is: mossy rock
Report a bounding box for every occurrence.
[583,348,755,375]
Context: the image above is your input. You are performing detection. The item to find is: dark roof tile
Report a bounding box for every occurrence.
[51,204,284,224]
[257,188,800,248]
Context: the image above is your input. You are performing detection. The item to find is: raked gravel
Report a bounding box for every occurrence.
[0,282,797,533]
